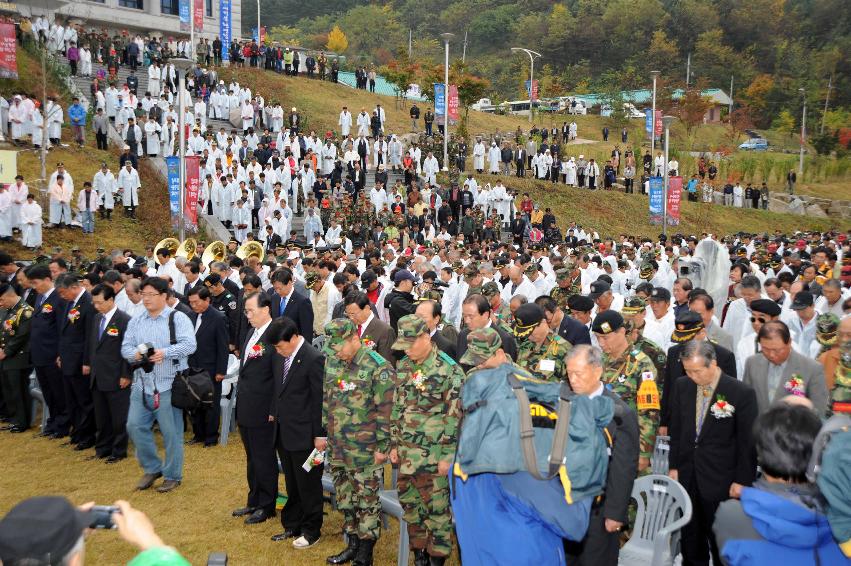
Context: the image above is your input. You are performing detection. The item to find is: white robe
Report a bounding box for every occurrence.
[564,160,577,185]
[144,121,161,155]
[0,191,11,238]
[20,201,42,248]
[356,112,370,137]
[8,182,27,229]
[30,109,44,147]
[338,111,352,137]
[94,170,117,209]
[118,168,141,207]
[148,65,161,96]
[488,146,501,173]
[473,142,486,170]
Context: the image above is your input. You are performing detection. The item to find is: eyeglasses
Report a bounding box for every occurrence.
[750,317,768,324]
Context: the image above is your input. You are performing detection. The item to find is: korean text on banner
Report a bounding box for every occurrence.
[649,176,664,225]
[219,0,231,61]
[667,176,682,226]
[655,110,663,137]
[525,79,539,102]
[185,156,200,230]
[193,0,204,32]
[0,23,17,79]
[179,0,190,32]
[448,84,459,124]
[434,83,446,117]
[645,109,653,134]
[166,156,181,230]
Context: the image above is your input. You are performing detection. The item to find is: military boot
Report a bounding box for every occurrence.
[413,549,429,566]
[326,535,359,564]
[352,538,375,566]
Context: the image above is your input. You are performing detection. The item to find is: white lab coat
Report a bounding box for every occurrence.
[93,170,117,209]
[20,200,42,248]
[472,142,486,170]
[118,167,141,207]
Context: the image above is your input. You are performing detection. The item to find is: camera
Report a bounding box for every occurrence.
[129,343,155,373]
[88,505,120,529]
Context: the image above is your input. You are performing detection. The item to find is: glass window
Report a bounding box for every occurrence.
[206,0,212,17]
[118,0,143,8]
[161,0,178,15]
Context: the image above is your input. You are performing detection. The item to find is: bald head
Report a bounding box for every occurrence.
[509,266,523,283]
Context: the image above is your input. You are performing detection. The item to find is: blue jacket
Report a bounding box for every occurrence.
[68,103,86,126]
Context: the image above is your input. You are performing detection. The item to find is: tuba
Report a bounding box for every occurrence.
[153,237,180,265]
[177,238,197,261]
[201,240,226,266]
[236,241,265,262]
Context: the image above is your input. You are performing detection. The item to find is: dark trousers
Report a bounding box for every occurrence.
[239,422,278,514]
[277,443,324,540]
[62,371,95,444]
[92,386,130,457]
[0,368,32,429]
[516,161,525,177]
[96,131,108,150]
[35,363,69,434]
[425,122,432,136]
[191,379,222,444]
[681,480,722,566]
[564,502,620,565]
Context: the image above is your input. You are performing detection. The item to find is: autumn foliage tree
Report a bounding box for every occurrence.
[325,25,348,52]
[381,55,421,99]
[677,87,714,145]
[725,105,755,146]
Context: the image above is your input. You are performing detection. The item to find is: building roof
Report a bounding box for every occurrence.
[570,88,732,107]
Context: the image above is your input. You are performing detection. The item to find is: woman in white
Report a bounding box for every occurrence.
[93,164,116,218]
[8,96,26,143]
[94,89,105,113]
[564,156,577,186]
[733,183,744,207]
[538,150,553,179]
[45,100,63,144]
[20,194,42,249]
[240,100,254,132]
[487,142,501,174]
[8,178,26,230]
[271,104,284,132]
[144,118,161,157]
[472,139,486,172]
[388,136,402,172]
[0,185,11,240]
[492,181,510,224]
[79,44,92,77]
[105,86,119,120]
[30,107,44,149]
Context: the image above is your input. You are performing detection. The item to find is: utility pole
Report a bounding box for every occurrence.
[408,30,412,58]
[511,47,541,124]
[799,88,806,178]
[729,75,734,114]
[440,33,454,171]
[685,53,690,88]
[650,70,660,159]
[821,74,833,135]
[40,45,47,209]
[462,30,467,63]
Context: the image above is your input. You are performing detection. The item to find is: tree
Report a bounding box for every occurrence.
[771,109,796,137]
[645,30,680,77]
[325,25,348,53]
[381,55,420,98]
[725,105,755,147]
[677,88,714,143]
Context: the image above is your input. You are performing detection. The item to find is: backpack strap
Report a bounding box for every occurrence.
[168,310,178,366]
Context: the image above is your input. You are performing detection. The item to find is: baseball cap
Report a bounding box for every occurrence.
[671,311,704,343]
[481,281,500,298]
[459,327,502,367]
[649,287,671,302]
[588,280,611,300]
[816,313,840,347]
[591,310,624,335]
[790,291,814,311]
[393,270,417,285]
[304,272,320,287]
[568,294,594,313]
[750,299,782,317]
[621,296,647,316]
[513,303,544,339]
[391,314,428,350]
[323,318,357,355]
[0,496,90,564]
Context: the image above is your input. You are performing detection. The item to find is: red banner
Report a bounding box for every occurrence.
[0,23,17,79]
[530,79,539,102]
[193,0,204,32]
[448,84,459,123]
[667,176,682,226]
[185,156,200,228]
[654,110,663,137]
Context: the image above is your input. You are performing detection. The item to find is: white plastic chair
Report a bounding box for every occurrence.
[218,355,240,446]
[618,474,692,566]
[378,489,409,566]
[651,435,671,475]
[312,335,326,351]
[28,372,48,430]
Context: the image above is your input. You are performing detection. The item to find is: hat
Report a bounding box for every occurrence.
[750,299,782,317]
[591,310,624,335]
[816,313,840,347]
[481,281,500,298]
[671,311,705,343]
[555,267,571,281]
[639,263,654,278]
[451,260,464,271]
[459,327,502,366]
[588,280,610,300]
[304,271,320,287]
[621,296,647,316]
[568,294,594,313]
[649,287,671,302]
[524,263,539,276]
[391,314,428,350]
[493,257,509,268]
[790,291,814,311]
[0,496,89,564]
[464,264,480,279]
[393,270,417,284]
[204,273,222,287]
[513,303,545,339]
[322,318,357,354]
[71,246,81,252]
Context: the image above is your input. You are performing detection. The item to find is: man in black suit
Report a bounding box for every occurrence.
[187,286,230,447]
[564,345,639,564]
[182,261,203,298]
[660,312,737,434]
[457,294,517,370]
[232,291,279,525]
[514,146,526,177]
[56,273,96,450]
[270,267,314,342]
[85,285,131,462]
[535,295,592,346]
[264,225,283,254]
[668,340,757,566]
[268,317,325,549]
[344,291,396,365]
[415,300,456,358]
[24,264,69,438]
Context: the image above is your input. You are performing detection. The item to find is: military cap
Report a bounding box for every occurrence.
[451,260,464,271]
[96,246,106,253]
[621,296,647,316]
[493,256,509,268]
[71,246,80,252]
[513,303,545,339]
[416,289,444,302]
[464,264,480,279]
[555,267,571,281]
[304,271,320,287]
[481,281,501,298]
[671,311,705,343]
[459,327,502,367]
[568,294,594,313]
[816,313,840,347]
[638,263,654,278]
[588,279,610,300]
[750,299,782,317]
[391,314,429,350]
[649,287,671,302]
[524,263,539,276]
[323,318,357,354]
[591,310,624,335]
[204,273,222,287]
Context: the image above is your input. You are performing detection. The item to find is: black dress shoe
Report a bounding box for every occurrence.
[186,438,204,445]
[0,424,15,431]
[231,506,256,517]
[271,529,300,541]
[86,454,109,461]
[244,509,273,525]
[74,441,95,451]
[9,426,27,433]
[106,455,126,464]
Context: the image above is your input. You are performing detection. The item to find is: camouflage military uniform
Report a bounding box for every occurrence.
[391,316,465,558]
[633,335,667,375]
[516,333,573,382]
[0,299,33,429]
[830,342,851,416]
[323,319,396,542]
[492,302,513,334]
[602,346,661,460]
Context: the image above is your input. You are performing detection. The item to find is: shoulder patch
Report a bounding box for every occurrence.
[634,350,649,362]
[368,349,387,365]
[228,301,237,310]
[438,351,457,366]
[22,310,32,319]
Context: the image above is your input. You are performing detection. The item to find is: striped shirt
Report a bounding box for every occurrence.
[121,305,197,393]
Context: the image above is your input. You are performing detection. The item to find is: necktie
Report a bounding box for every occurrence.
[98,315,107,340]
[510,283,518,294]
[357,324,363,337]
[36,294,44,309]
[282,355,292,385]
[279,295,287,316]
[695,385,712,437]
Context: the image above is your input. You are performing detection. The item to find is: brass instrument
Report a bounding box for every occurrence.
[177,238,197,261]
[201,240,227,266]
[153,237,180,265]
[236,241,265,262]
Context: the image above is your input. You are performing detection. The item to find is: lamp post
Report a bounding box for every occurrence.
[440,33,454,171]
[257,0,261,48]
[511,47,541,124]
[798,87,806,178]
[662,115,675,236]
[650,70,660,159]
[172,57,194,241]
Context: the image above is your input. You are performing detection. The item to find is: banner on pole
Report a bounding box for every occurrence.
[166,156,181,230]
[434,83,446,117]
[179,0,190,32]
[252,26,267,44]
[193,0,204,32]
[667,176,682,226]
[644,109,653,134]
[649,176,664,225]
[185,156,200,230]
[448,84,459,124]
[0,23,16,79]
[525,79,539,102]
[654,110,663,137]
[219,0,231,61]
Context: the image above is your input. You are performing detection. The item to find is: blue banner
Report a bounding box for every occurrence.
[649,176,664,225]
[166,156,181,229]
[179,0,190,32]
[434,83,446,117]
[219,0,231,61]
[644,109,653,134]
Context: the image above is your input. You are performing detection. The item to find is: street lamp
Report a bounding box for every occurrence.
[172,57,194,241]
[511,47,541,124]
[650,71,660,159]
[440,33,454,171]
[799,88,806,178]
[662,115,676,236]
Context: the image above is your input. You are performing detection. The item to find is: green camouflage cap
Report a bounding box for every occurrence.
[464,263,480,279]
[622,296,647,316]
[391,314,429,350]
[816,312,840,347]
[524,263,539,276]
[323,318,357,354]
[304,271,320,287]
[555,267,571,281]
[459,327,502,366]
[416,289,444,302]
[481,281,501,298]
[451,260,464,271]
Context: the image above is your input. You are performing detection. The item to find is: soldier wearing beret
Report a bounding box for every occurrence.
[513,303,572,383]
[0,283,33,432]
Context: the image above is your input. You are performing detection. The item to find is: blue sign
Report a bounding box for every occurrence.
[252,27,258,43]
[179,0,190,32]
[166,156,181,229]
[645,109,653,134]
[649,176,664,225]
[434,83,446,117]
[219,0,231,61]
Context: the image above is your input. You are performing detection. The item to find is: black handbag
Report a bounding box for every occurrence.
[166,311,214,411]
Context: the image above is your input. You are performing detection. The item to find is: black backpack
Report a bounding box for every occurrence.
[166,311,214,411]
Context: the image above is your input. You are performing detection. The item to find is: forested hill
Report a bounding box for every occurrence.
[245,0,850,127]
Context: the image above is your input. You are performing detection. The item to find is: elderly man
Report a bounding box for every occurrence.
[786,291,819,357]
[688,293,733,352]
[734,299,783,378]
[457,294,517,369]
[722,275,763,346]
[643,287,676,353]
[500,265,537,305]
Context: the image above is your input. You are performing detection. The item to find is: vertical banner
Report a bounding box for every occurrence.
[667,176,682,226]
[644,109,653,134]
[447,84,459,124]
[525,79,539,102]
[434,83,446,116]
[654,110,663,138]
[179,0,190,32]
[649,176,664,225]
[166,156,181,230]
[219,0,231,61]
[185,156,200,230]
[252,27,267,44]
[0,23,16,79]
[0,150,17,184]
[193,0,204,32]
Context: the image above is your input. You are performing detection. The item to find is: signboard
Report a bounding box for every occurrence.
[193,0,204,32]
[0,150,16,184]
[667,176,682,226]
[649,176,664,225]
[447,84,459,124]
[219,0,231,61]
[644,109,653,134]
[166,156,181,229]
[655,110,663,137]
[179,0,190,32]
[525,79,539,102]
[0,23,17,79]
[434,83,446,117]
[252,26,266,44]
[185,156,200,230]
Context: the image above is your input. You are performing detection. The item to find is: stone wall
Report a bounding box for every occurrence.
[767,193,851,219]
